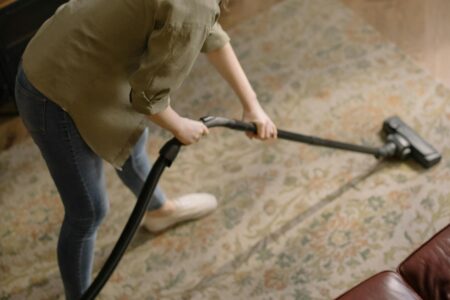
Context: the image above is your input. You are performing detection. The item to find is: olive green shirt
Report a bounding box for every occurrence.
[22,0,230,168]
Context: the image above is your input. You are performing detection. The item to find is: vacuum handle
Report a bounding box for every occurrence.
[201,116,257,132]
[200,116,381,156]
[225,119,257,133]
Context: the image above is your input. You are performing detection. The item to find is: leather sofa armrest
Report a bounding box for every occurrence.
[398,225,450,300]
[335,271,422,300]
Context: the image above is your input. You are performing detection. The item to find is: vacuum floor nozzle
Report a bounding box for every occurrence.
[382,116,441,168]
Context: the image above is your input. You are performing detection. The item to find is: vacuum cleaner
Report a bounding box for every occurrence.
[80,115,441,299]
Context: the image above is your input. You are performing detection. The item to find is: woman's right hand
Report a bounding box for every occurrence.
[148,106,209,145]
[172,117,209,145]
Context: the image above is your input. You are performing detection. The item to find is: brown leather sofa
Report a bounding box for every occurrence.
[336,224,450,300]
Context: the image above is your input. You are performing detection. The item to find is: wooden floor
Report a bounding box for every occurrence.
[1,0,450,151]
[0,0,14,9]
[220,0,284,29]
[342,0,450,88]
[227,0,450,88]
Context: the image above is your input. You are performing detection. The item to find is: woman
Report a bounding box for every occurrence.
[15,0,277,298]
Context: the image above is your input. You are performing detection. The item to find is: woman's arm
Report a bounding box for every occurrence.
[206,42,277,140]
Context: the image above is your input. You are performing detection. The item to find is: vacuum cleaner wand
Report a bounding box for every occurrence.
[201,115,441,168]
[80,115,440,300]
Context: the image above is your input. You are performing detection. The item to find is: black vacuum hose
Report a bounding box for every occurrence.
[80,138,182,300]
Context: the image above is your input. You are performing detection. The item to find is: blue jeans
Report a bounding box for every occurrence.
[15,65,166,300]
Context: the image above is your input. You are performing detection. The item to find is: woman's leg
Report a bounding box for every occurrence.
[117,129,218,234]
[115,128,166,211]
[15,66,108,300]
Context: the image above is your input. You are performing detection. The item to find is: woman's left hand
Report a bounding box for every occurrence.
[242,105,277,140]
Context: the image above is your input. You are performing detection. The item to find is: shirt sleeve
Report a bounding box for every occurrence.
[201,22,230,53]
[128,25,173,115]
[129,23,207,115]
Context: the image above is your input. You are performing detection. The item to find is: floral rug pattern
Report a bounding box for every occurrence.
[1,0,449,299]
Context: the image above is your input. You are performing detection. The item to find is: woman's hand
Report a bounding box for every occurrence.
[148,106,208,145]
[172,117,209,145]
[242,104,277,140]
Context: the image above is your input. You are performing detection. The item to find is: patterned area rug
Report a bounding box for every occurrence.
[1,0,449,299]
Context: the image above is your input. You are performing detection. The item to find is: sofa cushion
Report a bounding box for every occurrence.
[398,225,450,300]
[335,271,421,300]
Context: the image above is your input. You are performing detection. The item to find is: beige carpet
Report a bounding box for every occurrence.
[1,0,449,299]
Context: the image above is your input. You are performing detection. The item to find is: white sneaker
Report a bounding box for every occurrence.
[143,193,217,233]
